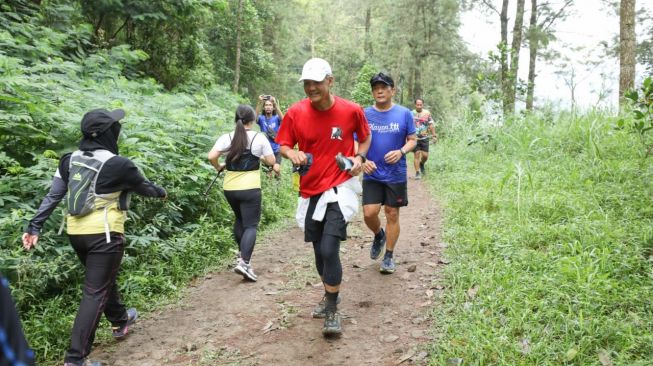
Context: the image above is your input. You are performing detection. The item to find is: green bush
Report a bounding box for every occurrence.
[0,4,296,364]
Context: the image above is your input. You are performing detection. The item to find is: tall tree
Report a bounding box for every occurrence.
[364,6,373,58]
[500,0,510,115]
[506,0,525,114]
[526,0,538,110]
[619,0,636,109]
[233,0,244,93]
[525,0,573,111]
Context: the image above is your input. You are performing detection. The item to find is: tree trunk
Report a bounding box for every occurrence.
[619,0,636,109]
[413,57,423,99]
[500,0,510,116]
[526,0,538,111]
[506,0,525,114]
[233,0,244,93]
[364,7,373,58]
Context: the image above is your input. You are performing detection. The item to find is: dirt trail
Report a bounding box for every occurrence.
[92,178,445,366]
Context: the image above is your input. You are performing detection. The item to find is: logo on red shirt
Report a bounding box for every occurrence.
[331,127,343,140]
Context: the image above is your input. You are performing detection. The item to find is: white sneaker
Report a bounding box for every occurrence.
[234,259,257,282]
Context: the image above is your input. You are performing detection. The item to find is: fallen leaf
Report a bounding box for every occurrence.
[566,348,578,361]
[447,358,463,365]
[519,338,531,355]
[438,259,451,265]
[467,285,479,299]
[394,350,415,365]
[598,349,613,366]
[425,289,434,298]
[261,321,274,332]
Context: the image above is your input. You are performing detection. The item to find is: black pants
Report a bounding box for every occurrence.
[224,189,262,262]
[0,274,36,366]
[65,233,129,365]
[305,194,347,286]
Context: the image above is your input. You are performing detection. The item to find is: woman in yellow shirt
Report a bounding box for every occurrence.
[208,105,278,281]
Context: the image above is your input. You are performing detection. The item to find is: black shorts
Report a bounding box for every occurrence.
[362,179,408,207]
[304,192,347,242]
[415,139,429,152]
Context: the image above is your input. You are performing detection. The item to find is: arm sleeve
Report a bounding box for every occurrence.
[354,106,371,143]
[406,110,417,135]
[116,158,166,198]
[25,172,67,235]
[211,134,231,153]
[275,112,297,148]
[255,134,274,157]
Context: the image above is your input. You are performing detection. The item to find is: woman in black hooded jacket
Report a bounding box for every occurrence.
[22,109,166,366]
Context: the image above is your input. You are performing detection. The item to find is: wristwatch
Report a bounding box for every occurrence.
[355,153,367,163]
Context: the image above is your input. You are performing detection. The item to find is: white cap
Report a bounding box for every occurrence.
[298,58,332,82]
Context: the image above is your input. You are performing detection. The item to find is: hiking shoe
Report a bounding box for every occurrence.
[312,294,342,318]
[322,311,342,336]
[112,308,138,339]
[370,229,386,260]
[414,172,422,180]
[234,259,258,282]
[380,257,396,274]
[64,360,103,366]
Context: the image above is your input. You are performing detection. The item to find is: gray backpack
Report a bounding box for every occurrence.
[67,150,116,216]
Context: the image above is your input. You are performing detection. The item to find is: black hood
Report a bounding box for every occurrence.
[79,122,121,155]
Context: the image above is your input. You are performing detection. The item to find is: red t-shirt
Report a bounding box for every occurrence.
[276,96,371,198]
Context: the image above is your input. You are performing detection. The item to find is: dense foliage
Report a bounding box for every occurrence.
[1,1,295,364]
[427,110,653,365]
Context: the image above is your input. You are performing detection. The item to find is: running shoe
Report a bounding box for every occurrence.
[370,229,386,260]
[312,294,342,318]
[414,172,422,180]
[234,259,258,282]
[112,308,138,339]
[64,359,103,366]
[322,311,342,336]
[380,256,396,274]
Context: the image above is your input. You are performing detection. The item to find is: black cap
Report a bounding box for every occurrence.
[81,109,126,138]
[370,72,394,87]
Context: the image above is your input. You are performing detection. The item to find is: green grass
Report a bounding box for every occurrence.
[426,112,653,365]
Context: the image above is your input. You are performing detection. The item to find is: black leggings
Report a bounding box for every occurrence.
[66,233,128,364]
[224,188,262,262]
[312,234,342,286]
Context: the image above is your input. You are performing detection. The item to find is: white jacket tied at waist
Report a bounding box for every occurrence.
[295,177,362,231]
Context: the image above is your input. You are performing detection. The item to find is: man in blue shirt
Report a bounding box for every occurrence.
[255,95,283,177]
[361,73,417,273]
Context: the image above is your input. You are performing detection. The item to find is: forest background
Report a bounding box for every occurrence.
[1,0,653,364]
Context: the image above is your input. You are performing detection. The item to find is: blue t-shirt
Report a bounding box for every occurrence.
[257,114,282,153]
[363,104,416,184]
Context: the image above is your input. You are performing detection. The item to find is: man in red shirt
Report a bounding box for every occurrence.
[276,58,371,336]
